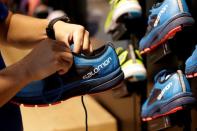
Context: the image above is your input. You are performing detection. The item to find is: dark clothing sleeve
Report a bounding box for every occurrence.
[0,3,23,131]
[0,2,8,22]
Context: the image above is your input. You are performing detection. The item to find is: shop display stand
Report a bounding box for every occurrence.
[147,109,192,131]
[107,0,196,129]
[147,42,172,64]
[108,14,195,131]
[109,19,148,130]
[145,25,196,131]
[111,23,128,41]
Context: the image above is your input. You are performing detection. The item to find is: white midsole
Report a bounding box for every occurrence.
[113,1,142,21]
[122,63,146,79]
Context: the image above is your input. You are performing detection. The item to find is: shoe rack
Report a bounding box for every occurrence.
[143,0,197,131]
[81,0,197,130]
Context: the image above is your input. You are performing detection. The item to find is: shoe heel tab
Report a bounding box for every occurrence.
[177,70,187,92]
[177,70,183,74]
[177,0,189,12]
[106,41,115,49]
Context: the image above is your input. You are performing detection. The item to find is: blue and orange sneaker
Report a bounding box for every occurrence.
[139,0,195,55]
[141,69,196,121]
[185,45,197,78]
[11,43,124,107]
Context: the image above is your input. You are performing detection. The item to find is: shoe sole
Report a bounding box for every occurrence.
[122,62,146,81]
[113,1,142,21]
[142,93,196,121]
[186,72,197,78]
[140,15,195,55]
[10,69,124,107]
[105,1,141,33]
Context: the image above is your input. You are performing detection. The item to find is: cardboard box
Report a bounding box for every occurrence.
[20,96,117,131]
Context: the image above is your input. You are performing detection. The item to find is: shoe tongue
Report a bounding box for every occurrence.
[154,69,173,83]
[152,0,163,9]
[70,44,91,56]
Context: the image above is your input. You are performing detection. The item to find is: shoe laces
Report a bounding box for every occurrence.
[149,0,164,14]
[154,69,173,83]
[145,1,163,35]
[147,69,173,97]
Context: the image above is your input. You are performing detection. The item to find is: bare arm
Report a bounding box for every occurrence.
[1,11,92,53]
[0,11,49,48]
[0,3,92,106]
[7,13,48,47]
[0,59,31,107]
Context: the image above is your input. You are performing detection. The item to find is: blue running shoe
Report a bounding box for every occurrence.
[141,70,196,121]
[11,43,124,107]
[139,0,195,55]
[185,45,197,78]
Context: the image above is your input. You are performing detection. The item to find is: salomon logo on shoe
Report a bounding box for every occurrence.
[83,57,112,79]
[154,4,168,27]
[157,82,172,100]
[141,69,196,121]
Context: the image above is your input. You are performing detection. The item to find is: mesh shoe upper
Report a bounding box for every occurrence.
[139,0,191,51]
[141,69,192,118]
[185,45,197,74]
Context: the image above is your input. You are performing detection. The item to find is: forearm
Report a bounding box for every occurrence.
[7,14,49,48]
[0,60,31,107]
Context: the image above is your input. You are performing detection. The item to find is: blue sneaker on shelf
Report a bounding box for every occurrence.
[139,0,195,55]
[185,45,197,78]
[11,43,124,107]
[141,70,196,121]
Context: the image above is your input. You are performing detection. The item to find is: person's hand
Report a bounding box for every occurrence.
[53,21,93,54]
[22,39,73,81]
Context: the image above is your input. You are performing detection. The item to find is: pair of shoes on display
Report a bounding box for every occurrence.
[115,45,147,82]
[104,0,142,33]
[185,45,197,78]
[141,69,196,121]
[139,0,195,55]
[11,43,124,107]
[140,0,196,121]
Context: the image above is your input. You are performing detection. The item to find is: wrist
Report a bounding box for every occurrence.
[46,15,70,40]
[53,21,66,41]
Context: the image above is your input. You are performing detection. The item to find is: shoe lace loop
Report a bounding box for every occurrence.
[154,69,173,83]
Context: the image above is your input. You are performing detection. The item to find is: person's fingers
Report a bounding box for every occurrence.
[82,30,90,53]
[59,52,73,66]
[89,41,93,53]
[51,41,73,75]
[57,53,73,75]
[73,26,85,53]
[58,70,66,75]
[61,33,72,48]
